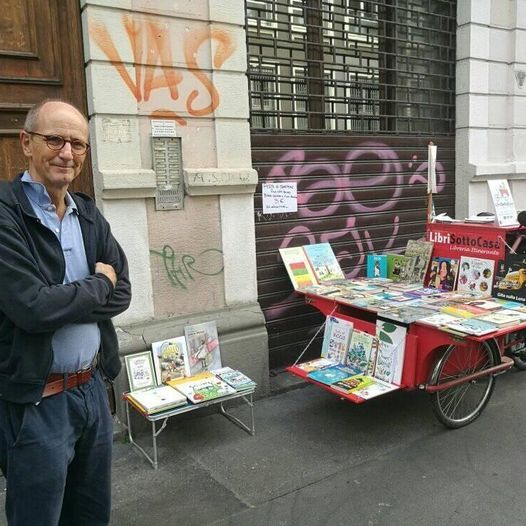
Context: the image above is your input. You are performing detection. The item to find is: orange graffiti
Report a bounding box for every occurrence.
[89,15,236,125]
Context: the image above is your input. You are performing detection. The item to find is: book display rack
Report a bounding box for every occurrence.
[283,222,526,429]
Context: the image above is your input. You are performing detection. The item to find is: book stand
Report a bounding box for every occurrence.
[124,387,256,469]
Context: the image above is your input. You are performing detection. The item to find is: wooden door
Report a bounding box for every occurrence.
[0,0,93,195]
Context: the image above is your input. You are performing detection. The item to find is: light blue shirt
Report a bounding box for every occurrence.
[21,171,100,373]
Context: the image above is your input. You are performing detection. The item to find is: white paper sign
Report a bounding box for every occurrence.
[262,182,298,214]
[427,143,437,193]
[487,179,519,226]
[151,119,177,137]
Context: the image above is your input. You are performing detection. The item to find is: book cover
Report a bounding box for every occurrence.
[366,254,388,279]
[444,317,499,336]
[464,299,503,312]
[417,312,462,328]
[427,256,459,291]
[331,374,374,394]
[213,367,256,391]
[477,310,526,327]
[374,320,407,385]
[168,372,236,404]
[346,329,376,374]
[307,364,361,386]
[492,253,526,304]
[126,385,188,414]
[440,303,487,319]
[303,243,346,283]
[279,246,318,290]
[151,336,190,384]
[457,256,495,295]
[386,253,411,282]
[320,316,354,364]
[351,378,400,400]
[295,357,335,373]
[184,321,222,376]
[404,239,434,284]
[487,179,519,226]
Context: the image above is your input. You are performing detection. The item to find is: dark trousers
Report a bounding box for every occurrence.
[0,370,113,526]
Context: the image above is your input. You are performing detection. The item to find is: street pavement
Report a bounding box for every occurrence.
[1,368,526,525]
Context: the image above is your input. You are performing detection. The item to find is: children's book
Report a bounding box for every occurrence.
[427,256,459,291]
[320,316,354,364]
[351,378,400,400]
[168,372,236,403]
[279,246,318,290]
[444,317,499,336]
[386,253,411,282]
[463,299,503,312]
[126,385,188,414]
[417,312,462,328]
[374,320,407,385]
[492,253,526,304]
[213,367,256,391]
[457,256,495,295]
[346,329,376,374]
[184,321,222,376]
[307,364,361,385]
[404,239,434,284]
[366,254,388,279]
[487,179,519,226]
[294,357,335,373]
[330,374,374,395]
[151,336,190,384]
[303,243,345,283]
[440,303,487,319]
[477,310,526,327]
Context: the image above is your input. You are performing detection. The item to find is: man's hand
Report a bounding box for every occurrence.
[95,262,117,287]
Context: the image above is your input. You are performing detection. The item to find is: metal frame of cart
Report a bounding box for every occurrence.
[124,388,256,469]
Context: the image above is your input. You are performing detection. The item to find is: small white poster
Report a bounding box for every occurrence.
[487,179,519,226]
[262,182,298,214]
[151,119,177,137]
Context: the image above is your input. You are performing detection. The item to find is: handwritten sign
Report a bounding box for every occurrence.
[262,182,298,214]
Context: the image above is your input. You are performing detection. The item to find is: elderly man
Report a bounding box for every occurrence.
[0,99,131,525]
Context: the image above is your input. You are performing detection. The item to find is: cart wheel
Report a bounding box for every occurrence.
[507,330,526,370]
[429,340,497,429]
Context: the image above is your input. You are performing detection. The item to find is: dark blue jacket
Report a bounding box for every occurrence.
[0,174,131,403]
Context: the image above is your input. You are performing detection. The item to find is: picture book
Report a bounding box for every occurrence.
[168,372,236,404]
[492,253,526,304]
[330,374,374,395]
[477,310,526,327]
[404,239,434,284]
[303,243,346,283]
[151,336,190,384]
[294,357,335,373]
[184,321,222,376]
[346,329,376,374]
[126,385,188,415]
[351,378,400,400]
[386,253,411,282]
[279,246,318,290]
[213,367,256,391]
[427,256,459,291]
[457,256,495,295]
[374,320,407,385]
[487,179,518,227]
[416,312,462,329]
[378,306,436,325]
[307,364,362,386]
[463,299,503,312]
[320,316,354,364]
[440,303,487,319]
[444,317,499,337]
[366,254,388,279]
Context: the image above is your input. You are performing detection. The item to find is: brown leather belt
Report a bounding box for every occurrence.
[42,367,94,398]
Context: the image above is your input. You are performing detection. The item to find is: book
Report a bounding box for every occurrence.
[443,317,499,336]
[427,256,459,291]
[464,214,495,224]
[416,312,461,329]
[386,253,411,282]
[378,305,436,324]
[487,179,519,227]
[477,310,526,327]
[456,256,495,295]
[492,253,526,304]
[151,336,190,384]
[303,243,346,283]
[126,385,187,415]
[346,330,376,375]
[294,357,335,373]
[279,246,318,290]
[366,254,388,279]
[351,378,400,400]
[374,320,407,385]
[213,367,256,391]
[307,364,362,386]
[168,372,236,403]
[463,299,503,312]
[320,315,354,364]
[184,321,222,376]
[331,374,374,395]
[404,239,434,284]
[440,303,487,319]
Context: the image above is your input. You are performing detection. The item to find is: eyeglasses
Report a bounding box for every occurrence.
[25,131,90,155]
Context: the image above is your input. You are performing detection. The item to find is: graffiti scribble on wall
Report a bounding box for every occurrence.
[89,15,236,124]
[150,245,224,290]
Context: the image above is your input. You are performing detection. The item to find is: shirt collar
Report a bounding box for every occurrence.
[21,171,78,214]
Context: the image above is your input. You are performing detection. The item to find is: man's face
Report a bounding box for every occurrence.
[20,102,89,192]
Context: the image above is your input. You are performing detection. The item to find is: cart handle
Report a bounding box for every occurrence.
[425,356,514,393]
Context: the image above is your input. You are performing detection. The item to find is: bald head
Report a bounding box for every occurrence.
[24,99,88,134]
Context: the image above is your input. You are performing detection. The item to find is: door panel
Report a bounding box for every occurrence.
[0,0,93,195]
